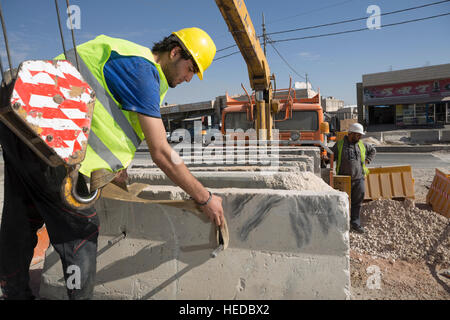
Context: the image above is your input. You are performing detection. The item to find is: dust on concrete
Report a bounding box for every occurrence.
[361,136,385,146]
[263,171,333,192]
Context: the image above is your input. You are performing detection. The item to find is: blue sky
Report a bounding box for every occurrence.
[0,0,449,106]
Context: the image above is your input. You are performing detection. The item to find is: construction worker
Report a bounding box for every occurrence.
[328,123,376,234]
[0,28,223,300]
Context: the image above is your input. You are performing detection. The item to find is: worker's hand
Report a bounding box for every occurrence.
[113,168,128,184]
[200,195,225,226]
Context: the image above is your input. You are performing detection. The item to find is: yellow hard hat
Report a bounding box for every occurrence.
[172,27,216,80]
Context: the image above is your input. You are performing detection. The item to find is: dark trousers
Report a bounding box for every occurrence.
[350,178,365,227]
[0,122,99,300]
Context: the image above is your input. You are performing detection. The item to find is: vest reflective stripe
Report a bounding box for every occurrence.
[65,49,141,149]
[87,131,123,172]
[336,139,370,177]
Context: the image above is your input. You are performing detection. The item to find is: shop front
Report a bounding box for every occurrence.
[362,77,450,128]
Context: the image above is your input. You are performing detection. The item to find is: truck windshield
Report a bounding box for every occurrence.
[274,111,318,131]
[224,112,254,131]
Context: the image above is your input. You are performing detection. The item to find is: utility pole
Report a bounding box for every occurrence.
[305,73,309,97]
[262,12,267,56]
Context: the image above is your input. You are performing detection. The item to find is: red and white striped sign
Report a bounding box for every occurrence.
[10,60,94,163]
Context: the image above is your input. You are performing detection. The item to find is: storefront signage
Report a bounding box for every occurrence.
[364,78,450,103]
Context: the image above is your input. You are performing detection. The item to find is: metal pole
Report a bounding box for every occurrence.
[108,232,126,246]
[0,0,13,81]
[54,0,68,59]
[0,54,5,86]
[433,103,436,125]
[65,0,80,71]
[262,13,266,56]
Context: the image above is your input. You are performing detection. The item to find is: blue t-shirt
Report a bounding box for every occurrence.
[103,51,162,118]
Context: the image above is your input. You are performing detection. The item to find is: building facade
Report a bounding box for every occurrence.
[357,63,450,128]
[321,96,344,113]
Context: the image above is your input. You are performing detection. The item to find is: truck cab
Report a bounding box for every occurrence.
[221,89,327,143]
[221,89,331,167]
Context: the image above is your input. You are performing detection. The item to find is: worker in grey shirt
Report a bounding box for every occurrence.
[328,123,376,233]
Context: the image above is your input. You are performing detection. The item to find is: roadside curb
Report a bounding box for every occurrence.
[374,145,450,153]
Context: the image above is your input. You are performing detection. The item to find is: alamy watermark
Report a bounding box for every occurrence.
[66,265,81,290]
[66,5,81,30]
[367,5,381,30]
[169,121,280,173]
[366,265,382,290]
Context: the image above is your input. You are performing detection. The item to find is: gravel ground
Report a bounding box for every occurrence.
[349,166,450,300]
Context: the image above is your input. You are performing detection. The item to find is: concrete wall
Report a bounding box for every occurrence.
[39,183,350,300]
[364,132,384,142]
[410,130,440,144]
[365,129,450,144]
[440,130,450,142]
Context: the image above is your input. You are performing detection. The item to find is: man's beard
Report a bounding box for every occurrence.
[164,58,181,88]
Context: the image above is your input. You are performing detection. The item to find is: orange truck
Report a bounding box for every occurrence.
[221,87,333,170]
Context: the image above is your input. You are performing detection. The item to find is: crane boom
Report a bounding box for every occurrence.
[215,0,271,91]
[215,0,275,140]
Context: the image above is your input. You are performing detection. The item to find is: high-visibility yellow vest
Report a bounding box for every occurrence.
[54,35,168,177]
[336,138,370,177]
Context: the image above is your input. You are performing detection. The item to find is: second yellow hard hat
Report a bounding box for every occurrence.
[172,27,216,80]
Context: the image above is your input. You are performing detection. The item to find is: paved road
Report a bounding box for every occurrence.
[369,152,450,169]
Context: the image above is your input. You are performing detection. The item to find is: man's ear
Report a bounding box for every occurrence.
[170,46,182,60]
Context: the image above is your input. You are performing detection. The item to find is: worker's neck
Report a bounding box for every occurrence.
[153,52,161,65]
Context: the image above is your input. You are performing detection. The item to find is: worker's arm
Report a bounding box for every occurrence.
[324,143,338,163]
[138,113,224,226]
[364,143,377,164]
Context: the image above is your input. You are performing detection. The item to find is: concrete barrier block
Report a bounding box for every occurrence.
[383,131,410,144]
[364,132,383,142]
[410,130,439,144]
[440,130,450,142]
[128,170,326,190]
[39,188,350,300]
[136,146,321,175]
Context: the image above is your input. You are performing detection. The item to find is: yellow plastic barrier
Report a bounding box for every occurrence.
[336,131,347,141]
[333,175,351,213]
[364,165,415,201]
[426,169,450,218]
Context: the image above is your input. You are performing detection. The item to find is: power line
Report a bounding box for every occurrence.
[214,38,309,82]
[216,43,239,53]
[215,0,450,53]
[215,12,450,61]
[266,35,306,80]
[270,12,450,44]
[213,50,241,61]
[266,0,450,36]
[265,0,357,25]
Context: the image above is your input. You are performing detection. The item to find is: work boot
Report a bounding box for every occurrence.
[350,223,366,234]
